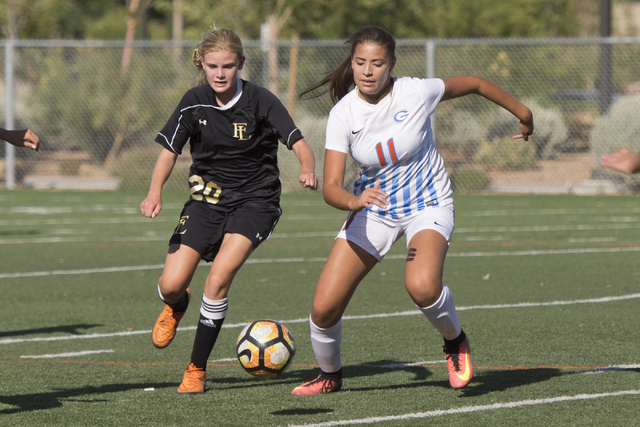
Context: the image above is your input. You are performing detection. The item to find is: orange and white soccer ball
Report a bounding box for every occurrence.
[236,320,296,378]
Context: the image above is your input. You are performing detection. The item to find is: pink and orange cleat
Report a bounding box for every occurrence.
[444,337,473,389]
[291,373,342,395]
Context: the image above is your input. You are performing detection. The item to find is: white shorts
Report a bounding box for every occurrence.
[336,206,455,262]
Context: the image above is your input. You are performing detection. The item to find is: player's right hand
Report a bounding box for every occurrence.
[140,195,162,218]
[601,148,640,175]
[351,180,388,211]
[23,129,40,151]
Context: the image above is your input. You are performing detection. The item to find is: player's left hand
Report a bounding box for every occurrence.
[299,172,318,190]
[513,113,534,141]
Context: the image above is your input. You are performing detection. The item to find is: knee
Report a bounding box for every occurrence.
[311,301,343,329]
[405,278,443,307]
[158,275,190,300]
[203,274,231,300]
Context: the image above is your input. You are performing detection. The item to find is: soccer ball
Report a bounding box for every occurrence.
[236,320,296,378]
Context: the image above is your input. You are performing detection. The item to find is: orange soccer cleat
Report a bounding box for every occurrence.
[177,363,206,394]
[152,289,191,349]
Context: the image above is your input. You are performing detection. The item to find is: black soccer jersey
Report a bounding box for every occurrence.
[155,78,303,209]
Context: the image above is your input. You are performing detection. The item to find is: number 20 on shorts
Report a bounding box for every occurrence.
[375,138,398,166]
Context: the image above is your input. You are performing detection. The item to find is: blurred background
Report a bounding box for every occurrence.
[2,0,640,194]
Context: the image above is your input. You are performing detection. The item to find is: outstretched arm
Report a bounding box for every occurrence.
[291,138,318,190]
[601,148,640,175]
[441,75,534,141]
[0,128,40,151]
[140,148,178,218]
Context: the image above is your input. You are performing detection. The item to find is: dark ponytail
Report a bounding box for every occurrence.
[299,26,396,104]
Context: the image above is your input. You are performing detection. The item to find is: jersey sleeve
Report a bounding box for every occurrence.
[414,78,445,115]
[257,88,303,150]
[324,106,350,154]
[155,92,198,155]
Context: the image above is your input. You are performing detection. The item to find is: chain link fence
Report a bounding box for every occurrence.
[2,37,640,194]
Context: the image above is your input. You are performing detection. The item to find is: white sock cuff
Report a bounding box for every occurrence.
[200,296,228,320]
[416,284,461,340]
[417,284,451,314]
[309,316,342,341]
[309,315,342,373]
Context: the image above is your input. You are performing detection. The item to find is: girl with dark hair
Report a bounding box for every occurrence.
[141,28,317,394]
[292,25,533,395]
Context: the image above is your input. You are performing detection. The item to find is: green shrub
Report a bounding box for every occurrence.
[278,114,329,192]
[450,167,491,193]
[112,147,190,191]
[474,137,536,170]
[591,93,640,190]
[435,110,485,157]
[58,160,81,176]
[487,99,568,159]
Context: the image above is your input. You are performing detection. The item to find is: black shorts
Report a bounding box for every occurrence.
[169,200,281,262]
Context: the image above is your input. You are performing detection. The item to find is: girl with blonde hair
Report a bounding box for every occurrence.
[141,28,317,394]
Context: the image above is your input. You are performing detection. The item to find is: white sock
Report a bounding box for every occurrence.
[309,316,342,374]
[417,284,462,340]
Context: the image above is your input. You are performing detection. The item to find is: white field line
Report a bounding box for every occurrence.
[465,206,640,217]
[2,204,640,217]
[0,214,345,228]
[285,390,640,427]
[573,364,640,374]
[3,222,640,246]
[0,236,169,245]
[20,349,114,359]
[0,264,166,279]
[0,203,185,215]
[0,217,176,227]
[2,293,639,345]
[377,360,445,368]
[455,222,640,234]
[207,358,449,366]
[0,231,339,245]
[4,245,640,280]
[0,200,328,216]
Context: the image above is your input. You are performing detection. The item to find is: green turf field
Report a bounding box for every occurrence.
[1,190,639,426]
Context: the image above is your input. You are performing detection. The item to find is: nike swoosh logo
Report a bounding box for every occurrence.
[455,351,471,382]
[352,128,364,134]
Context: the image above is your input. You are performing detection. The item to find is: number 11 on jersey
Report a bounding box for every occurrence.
[375,138,398,166]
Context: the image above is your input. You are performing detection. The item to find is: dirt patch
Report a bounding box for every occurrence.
[488,152,596,186]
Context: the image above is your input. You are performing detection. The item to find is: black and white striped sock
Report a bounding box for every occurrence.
[190,296,228,370]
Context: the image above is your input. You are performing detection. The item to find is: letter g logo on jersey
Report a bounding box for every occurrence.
[393,109,410,123]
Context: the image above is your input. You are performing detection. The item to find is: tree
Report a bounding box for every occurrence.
[0,0,56,39]
[122,0,154,76]
[104,0,155,169]
[2,0,591,41]
[263,0,293,95]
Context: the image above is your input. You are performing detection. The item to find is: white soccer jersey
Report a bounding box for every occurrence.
[325,77,453,219]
